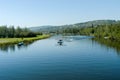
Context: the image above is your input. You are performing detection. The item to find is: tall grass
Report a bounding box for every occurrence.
[0,34,50,45]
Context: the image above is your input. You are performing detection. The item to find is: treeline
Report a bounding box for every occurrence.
[61,22,120,41]
[0,26,42,38]
[79,23,120,41]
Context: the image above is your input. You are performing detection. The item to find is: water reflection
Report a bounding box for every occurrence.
[0,44,15,52]
[93,38,120,55]
[1,36,120,56]
[56,35,120,55]
[55,35,94,47]
[0,42,34,52]
[63,35,94,40]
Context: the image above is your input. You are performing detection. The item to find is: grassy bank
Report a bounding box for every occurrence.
[0,34,50,45]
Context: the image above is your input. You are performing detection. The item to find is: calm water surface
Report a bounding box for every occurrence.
[0,36,120,80]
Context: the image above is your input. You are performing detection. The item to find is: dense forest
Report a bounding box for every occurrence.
[0,26,42,38]
[62,22,120,41]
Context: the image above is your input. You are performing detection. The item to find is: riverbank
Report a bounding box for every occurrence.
[0,34,50,45]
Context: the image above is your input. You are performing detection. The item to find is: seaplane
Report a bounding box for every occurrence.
[57,39,63,45]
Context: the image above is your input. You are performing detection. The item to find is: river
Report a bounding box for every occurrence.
[0,36,120,80]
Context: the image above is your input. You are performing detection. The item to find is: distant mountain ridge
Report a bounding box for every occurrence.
[29,20,118,32]
[29,25,54,32]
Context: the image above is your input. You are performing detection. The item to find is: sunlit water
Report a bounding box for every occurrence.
[0,36,120,80]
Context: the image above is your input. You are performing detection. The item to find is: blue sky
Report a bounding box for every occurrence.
[0,0,120,27]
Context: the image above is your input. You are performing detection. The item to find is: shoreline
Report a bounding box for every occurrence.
[0,34,50,45]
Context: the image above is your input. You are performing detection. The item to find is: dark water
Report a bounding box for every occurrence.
[0,36,120,80]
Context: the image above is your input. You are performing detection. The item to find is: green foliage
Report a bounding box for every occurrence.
[0,26,41,38]
[0,34,50,45]
[61,22,120,41]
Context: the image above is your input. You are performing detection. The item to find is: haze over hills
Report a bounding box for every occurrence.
[29,20,118,32]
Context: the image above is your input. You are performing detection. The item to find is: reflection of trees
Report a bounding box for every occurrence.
[0,44,16,52]
[17,42,33,50]
[0,45,9,52]
[9,45,15,51]
[93,38,120,55]
[0,42,34,52]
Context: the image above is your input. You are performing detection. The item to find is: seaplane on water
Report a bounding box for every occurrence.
[57,39,63,45]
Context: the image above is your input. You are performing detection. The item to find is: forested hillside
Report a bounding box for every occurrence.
[29,20,120,41]
[63,21,120,41]
[1,20,120,41]
[29,20,117,33]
